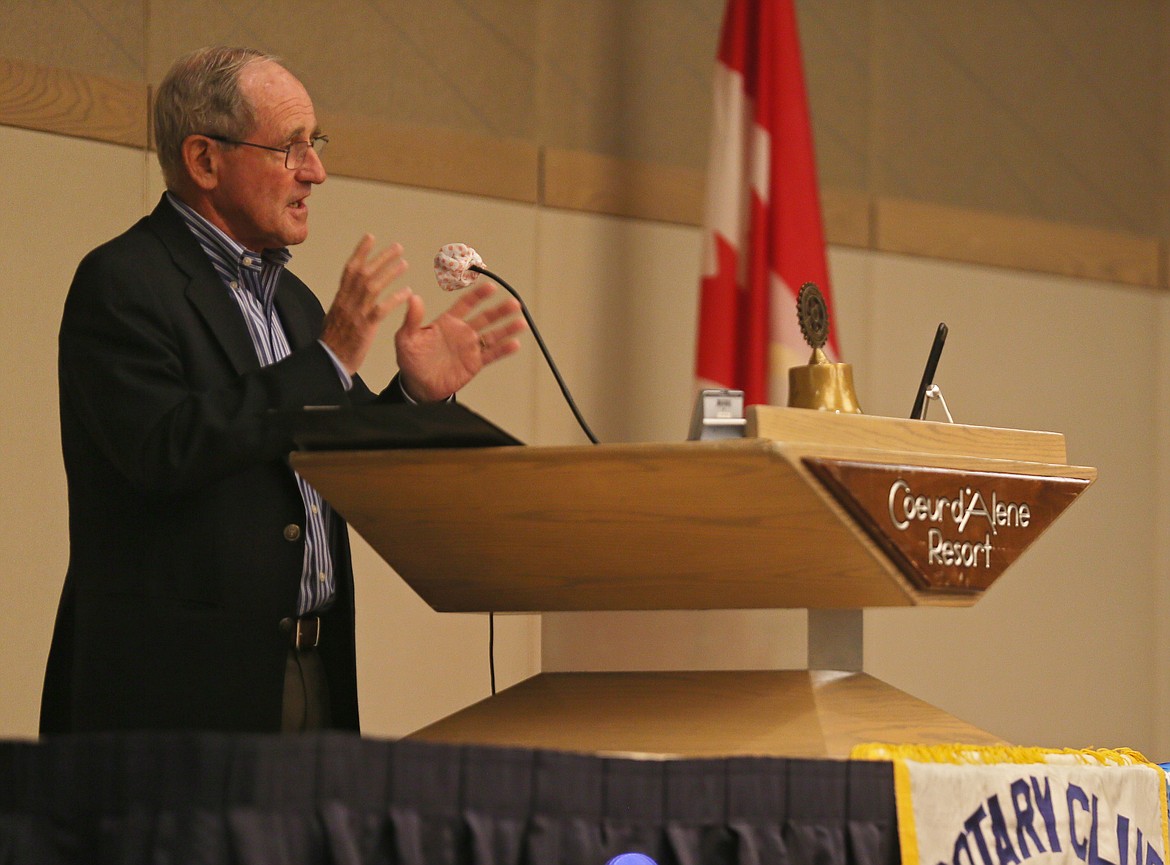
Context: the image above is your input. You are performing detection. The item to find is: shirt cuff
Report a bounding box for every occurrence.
[317,340,353,392]
[398,376,455,404]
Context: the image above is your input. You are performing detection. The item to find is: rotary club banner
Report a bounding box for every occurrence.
[853,744,1170,865]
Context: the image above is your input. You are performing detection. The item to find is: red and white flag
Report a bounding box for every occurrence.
[695,0,837,407]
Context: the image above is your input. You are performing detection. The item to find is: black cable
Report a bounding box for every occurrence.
[471,263,597,697]
[470,264,599,444]
[489,612,496,695]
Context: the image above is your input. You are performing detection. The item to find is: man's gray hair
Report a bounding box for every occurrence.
[153,46,282,190]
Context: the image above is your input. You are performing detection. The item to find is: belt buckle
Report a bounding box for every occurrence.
[296,617,320,649]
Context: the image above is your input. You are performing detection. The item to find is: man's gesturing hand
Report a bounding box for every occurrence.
[395,281,526,403]
[320,235,413,375]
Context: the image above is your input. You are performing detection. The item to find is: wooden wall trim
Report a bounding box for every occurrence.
[3,57,1165,290]
[875,197,1163,290]
[821,187,873,250]
[319,111,539,205]
[0,57,146,148]
[540,148,706,226]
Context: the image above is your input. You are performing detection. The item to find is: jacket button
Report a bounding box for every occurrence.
[283,524,302,542]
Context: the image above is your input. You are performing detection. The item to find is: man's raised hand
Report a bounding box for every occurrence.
[320,235,413,375]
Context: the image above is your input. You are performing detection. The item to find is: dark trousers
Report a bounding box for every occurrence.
[281,647,331,732]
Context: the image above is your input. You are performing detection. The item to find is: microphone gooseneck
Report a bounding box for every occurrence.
[468,263,599,445]
[435,245,595,698]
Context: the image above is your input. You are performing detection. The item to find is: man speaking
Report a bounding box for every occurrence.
[40,46,524,734]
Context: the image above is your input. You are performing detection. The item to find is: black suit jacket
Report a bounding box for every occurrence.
[41,196,397,733]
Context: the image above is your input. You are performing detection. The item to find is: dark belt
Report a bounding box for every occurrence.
[279,616,321,650]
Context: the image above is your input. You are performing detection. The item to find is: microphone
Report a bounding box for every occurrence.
[434,243,484,291]
[434,244,599,444]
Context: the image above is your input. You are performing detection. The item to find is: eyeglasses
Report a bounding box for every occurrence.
[205,134,328,169]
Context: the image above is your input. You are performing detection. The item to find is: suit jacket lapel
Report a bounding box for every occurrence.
[147,198,260,377]
[274,274,318,351]
[186,273,262,377]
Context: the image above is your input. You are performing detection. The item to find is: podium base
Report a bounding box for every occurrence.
[407,670,1006,759]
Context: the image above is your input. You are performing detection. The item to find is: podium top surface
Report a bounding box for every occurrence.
[746,405,1070,464]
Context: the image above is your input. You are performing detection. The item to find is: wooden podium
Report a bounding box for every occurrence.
[291,407,1095,759]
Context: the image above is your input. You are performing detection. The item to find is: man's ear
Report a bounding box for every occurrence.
[181,135,219,191]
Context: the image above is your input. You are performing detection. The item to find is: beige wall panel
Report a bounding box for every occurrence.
[871,0,1162,236]
[609,223,705,446]
[543,610,810,674]
[528,207,704,446]
[1,127,146,738]
[856,254,1160,754]
[796,0,873,192]
[146,0,540,141]
[530,207,702,446]
[526,208,629,447]
[0,1,145,81]
[824,247,876,403]
[536,0,719,168]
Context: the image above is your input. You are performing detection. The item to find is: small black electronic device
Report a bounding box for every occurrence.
[910,323,948,421]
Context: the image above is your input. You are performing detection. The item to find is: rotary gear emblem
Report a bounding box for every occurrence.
[796,282,829,350]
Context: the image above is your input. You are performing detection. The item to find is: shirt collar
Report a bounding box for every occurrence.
[166,191,292,273]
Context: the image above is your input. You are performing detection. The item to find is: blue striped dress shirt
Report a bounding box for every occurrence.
[166,192,336,615]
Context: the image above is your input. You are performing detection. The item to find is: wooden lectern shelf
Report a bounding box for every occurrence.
[408,670,1007,760]
[291,408,1094,613]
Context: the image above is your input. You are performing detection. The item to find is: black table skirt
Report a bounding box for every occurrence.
[0,733,898,865]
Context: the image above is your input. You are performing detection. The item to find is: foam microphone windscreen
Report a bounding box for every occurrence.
[434,243,484,291]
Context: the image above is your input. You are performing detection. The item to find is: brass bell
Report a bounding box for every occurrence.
[787,283,862,414]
